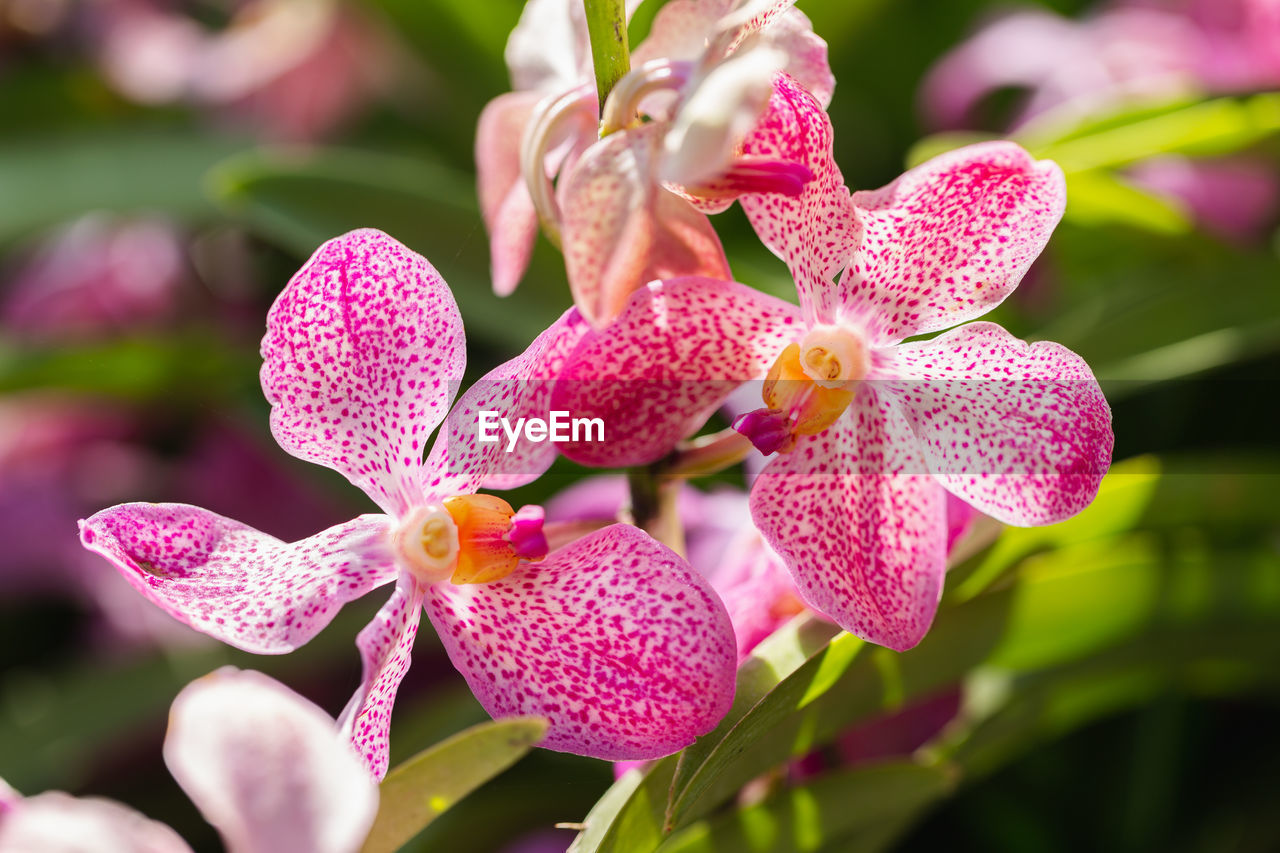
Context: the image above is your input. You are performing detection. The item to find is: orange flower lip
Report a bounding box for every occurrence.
[735,326,871,455]
[394,496,549,586]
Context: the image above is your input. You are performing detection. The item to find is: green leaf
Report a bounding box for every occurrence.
[0,129,247,245]
[948,455,1163,601]
[361,717,549,853]
[1035,230,1280,389]
[208,146,568,348]
[1023,93,1280,173]
[657,761,956,853]
[1060,169,1191,235]
[0,334,256,402]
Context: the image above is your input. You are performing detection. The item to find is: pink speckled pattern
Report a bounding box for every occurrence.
[79,504,394,654]
[339,577,425,780]
[723,0,798,35]
[739,74,859,324]
[750,390,949,651]
[884,322,1113,525]
[165,668,378,852]
[476,91,542,296]
[550,277,803,467]
[424,307,592,495]
[843,142,1066,343]
[558,123,731,326]
[424,524,736,759]
[261,229,465,516]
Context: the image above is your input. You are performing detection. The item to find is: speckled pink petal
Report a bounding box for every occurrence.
[883,321,1113,526]
[739,73,858,324]
[721,0,797,36]
[79,503,395,654]
[0,791,192,853]
[750,390,948,651]
[550,277,804,467]
[423,308,592,498]
[558,123,731,326]
[338,577,424,780]
[261,229,465,516]
[477,92,541,296]
[843,142,1066,344]
[165,668,378,853]
[425,524,736,759]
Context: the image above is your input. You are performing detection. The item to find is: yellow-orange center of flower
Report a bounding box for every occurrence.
[394,495,528,586]
[762,326,869,441]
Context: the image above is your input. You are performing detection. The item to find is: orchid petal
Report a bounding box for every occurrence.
[945,492,981,554]
[750,390,948,651]
[633,0,735,67]
[504,0,592,91]
[558,124,731,327]
[551,277,804,467]
[739,74,858,324]
[884,321,1113,526]
[719,0,798,40]
[843,142,1066,343]
[661,46,789,190]
[425,524,736,759]
[164,668,378,853]
[688,491,804,661]
[261,229,465,516]
[423,308,592,498]
[0,792,191,853]
[79,504,395,654]
[338,577,425,780]
[477,92,542,296]
[763,8,834,109]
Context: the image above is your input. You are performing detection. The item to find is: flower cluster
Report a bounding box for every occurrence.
[76,0,1112,792]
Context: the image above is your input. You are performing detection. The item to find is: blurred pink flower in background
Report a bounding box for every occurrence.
[919,0,1280,240]
[89,0,393,141]
[1,216,185,341]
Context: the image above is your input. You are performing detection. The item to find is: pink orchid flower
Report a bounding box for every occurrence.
[477,0,832,315]
[0,668,378,853]
[537,75,1112,651]
[80,229,736,779]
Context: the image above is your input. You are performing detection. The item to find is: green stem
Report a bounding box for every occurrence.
[626,466,686,557]
[583,0,631,115]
